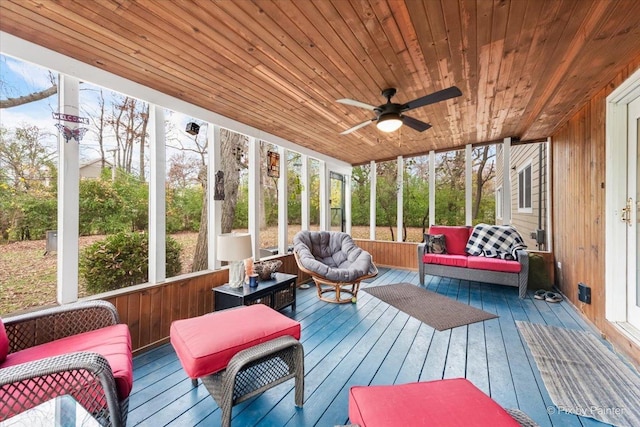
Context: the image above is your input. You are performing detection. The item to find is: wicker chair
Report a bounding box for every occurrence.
[0,301,132,427]
[293,231,378,303]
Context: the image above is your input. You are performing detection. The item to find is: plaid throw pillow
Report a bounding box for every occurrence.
[424,234,447,254]
[465,224,526,259]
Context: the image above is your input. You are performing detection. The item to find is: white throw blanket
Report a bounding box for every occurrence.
[465,223,526,260]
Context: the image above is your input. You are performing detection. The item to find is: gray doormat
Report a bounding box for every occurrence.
[363,283,497,331]
[517,321,640,427]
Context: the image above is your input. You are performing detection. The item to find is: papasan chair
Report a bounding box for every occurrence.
[293,230,378,303]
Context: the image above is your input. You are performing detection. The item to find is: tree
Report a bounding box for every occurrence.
[221,130,248,232]
[472,146,496,221]
[435,151,465,225]
[82,88,109,169]
[167,151,200,189]
[350,164,371,226]
[375,160,399,240]
[191,128,248,272]
[287,152,303,225]
[0,125,56,192]
[79,178,124,235]
[0,71,57,109]
[166,151,203,232]
[108,95,149,179]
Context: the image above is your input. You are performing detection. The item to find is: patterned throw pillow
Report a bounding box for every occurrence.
[427,234,447,254]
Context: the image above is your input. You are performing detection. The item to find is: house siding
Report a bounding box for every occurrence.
[495,142,548,251]
[552,54,640,367]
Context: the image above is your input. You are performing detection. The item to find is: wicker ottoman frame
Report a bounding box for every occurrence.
[194,335,304,427]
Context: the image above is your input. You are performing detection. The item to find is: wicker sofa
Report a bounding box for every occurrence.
[417,225,529,298]
[0,300,133,426]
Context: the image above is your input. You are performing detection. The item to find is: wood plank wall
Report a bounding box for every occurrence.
[552,55,640,367]
[102,253,316,354]
[354,239,418,270]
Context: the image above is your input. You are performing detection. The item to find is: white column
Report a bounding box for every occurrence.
[429,151,436,227]
[397,156,404,242]
[301,155,310,231]
[148,105,166,283]
[502,137,512,225]
[369,161,377,240]
[278,146,288,254]
[57,75,80,304]
[319,161,329,230]
[345,174,352,235]
[465,144,473,226]
[248,137,261,259]
[208,125,222,269]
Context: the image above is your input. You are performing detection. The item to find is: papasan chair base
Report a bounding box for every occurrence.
[294,252,377,303]
[293,231,378,304]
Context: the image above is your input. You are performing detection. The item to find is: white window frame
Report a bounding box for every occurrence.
[495,186,503,220]
[517,162,533,213]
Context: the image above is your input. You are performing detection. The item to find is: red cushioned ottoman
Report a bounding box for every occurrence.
[349,378,521,427]
[170,304,300,378]
[170,304,304,427]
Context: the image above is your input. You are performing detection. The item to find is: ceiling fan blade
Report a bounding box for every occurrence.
[337,98,377,111]
[402,115,432,132]
[403,86,462,111]
[340,119,374,135]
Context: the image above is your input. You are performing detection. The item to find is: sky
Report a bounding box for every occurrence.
[1,54,59,135]
[0,53,204,168]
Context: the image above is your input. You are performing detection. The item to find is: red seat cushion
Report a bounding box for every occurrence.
[170,304,301,378]
[467,256,521,273]
[1,324,133,399]
[429,226,471,255]
[349,378,520,427]
[0,318,8,363]
[422,254,468,268]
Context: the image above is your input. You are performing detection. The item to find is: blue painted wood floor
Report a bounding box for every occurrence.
[128,269,629,426]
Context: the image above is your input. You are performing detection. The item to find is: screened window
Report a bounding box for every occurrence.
[518,164,532,212]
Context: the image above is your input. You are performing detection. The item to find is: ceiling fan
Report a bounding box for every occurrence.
[337,86,462,135]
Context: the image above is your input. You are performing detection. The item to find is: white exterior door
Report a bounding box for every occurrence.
[628,96,640,330]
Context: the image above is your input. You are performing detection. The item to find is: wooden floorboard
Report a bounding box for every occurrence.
[128,269,630,426]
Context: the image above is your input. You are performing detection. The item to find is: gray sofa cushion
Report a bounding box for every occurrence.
[293,231,376,282]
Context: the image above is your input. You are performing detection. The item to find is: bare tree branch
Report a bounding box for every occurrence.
[0,84,58,109]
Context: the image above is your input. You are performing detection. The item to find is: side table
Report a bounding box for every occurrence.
[213,272,297,312]
[2,394,101,427]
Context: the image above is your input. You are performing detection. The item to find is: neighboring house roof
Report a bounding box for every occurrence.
[79,158,113,169]
[79,158,113,179]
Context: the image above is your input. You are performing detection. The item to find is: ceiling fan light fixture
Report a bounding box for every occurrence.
[376,113,403,132]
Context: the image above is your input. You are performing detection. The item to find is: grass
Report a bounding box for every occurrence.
[0,226,425,316]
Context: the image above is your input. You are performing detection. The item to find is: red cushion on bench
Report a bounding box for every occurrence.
[422,253,468,268]
[349,378,520,427]
[467,256,521,273]
[1,324,133,399]
[429,226,471,255]
[170,304,301,379]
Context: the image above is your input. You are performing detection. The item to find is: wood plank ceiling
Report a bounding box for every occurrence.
[1,0,639,165]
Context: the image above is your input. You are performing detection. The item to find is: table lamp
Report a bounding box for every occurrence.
[217,233,253,288]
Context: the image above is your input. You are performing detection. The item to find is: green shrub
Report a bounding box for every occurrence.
[80,232,182,293]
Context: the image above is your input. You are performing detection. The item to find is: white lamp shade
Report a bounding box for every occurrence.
[217,233,252,261]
